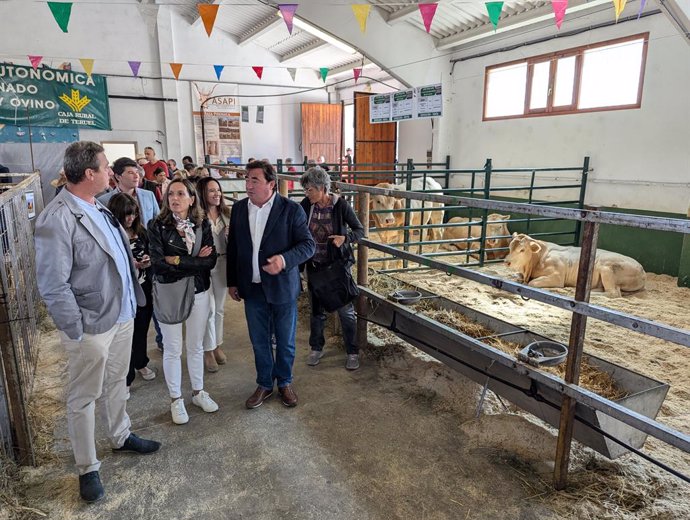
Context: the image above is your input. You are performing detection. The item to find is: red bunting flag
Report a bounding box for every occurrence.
[198,4,219,37]
[28,56,43,70]
[418,3,438,33]
[278,4,298,35]
[170,63,183,80]
[551,0,568,29]
[47,2,72,33]
[252,66,264,80]
[353,68,362,83]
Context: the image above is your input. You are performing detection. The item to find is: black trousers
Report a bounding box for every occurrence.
[127,278,154,386]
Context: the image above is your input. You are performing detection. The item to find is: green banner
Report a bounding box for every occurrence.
[0,63,111,130]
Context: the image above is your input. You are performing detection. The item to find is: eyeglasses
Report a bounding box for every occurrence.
[99,208,121,229]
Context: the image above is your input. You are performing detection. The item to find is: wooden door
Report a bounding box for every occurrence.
[353,92,396,185]
[301,103,342,166]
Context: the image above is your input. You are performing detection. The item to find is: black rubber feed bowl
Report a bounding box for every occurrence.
[389,290,423,305]
[518,341,568,367]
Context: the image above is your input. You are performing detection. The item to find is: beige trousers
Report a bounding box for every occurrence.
[59,320,134,475]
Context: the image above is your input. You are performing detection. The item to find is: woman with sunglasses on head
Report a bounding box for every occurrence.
[196,177,231,373]
[148,179,219,425]
[107,193,157,399]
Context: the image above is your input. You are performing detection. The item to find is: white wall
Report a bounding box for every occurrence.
[442,14,690,213]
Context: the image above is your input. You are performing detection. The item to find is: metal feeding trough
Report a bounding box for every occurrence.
[362,285,670,460]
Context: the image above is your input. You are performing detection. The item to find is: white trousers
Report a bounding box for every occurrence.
[203,257,228,351]
[60,320,134,475]
[160,290,211,398]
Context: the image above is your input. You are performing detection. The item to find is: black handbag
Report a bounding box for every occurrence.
[308,260,359,313]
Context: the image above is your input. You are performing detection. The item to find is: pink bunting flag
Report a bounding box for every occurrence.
[552,0,568,30]
[637,0,647,19]
[418,3,438,33]
[353,68,362,83]
[279,4,298,35]
[128,61,141,77]
[28,55,43,70]
[252,66,264,80]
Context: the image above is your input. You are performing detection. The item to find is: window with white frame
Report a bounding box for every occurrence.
[483,33,649,120]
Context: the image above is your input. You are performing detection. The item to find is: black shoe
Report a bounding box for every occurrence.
[79,471,105,503]
[112,433,161,454]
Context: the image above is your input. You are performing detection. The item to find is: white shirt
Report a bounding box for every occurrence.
[248,192,276,283]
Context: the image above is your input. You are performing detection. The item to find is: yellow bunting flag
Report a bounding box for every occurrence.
[198,4,220,37]
[612,0,627,21]
[170,63,183,80]
[351,5,371,33]
[79,58,94,78]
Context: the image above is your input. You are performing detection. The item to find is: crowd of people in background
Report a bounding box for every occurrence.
[35,142,363,503]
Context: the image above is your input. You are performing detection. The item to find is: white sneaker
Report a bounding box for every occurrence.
[192,390,219,413]
[171,398,189,425]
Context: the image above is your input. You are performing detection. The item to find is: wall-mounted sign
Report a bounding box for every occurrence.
[392,89,414,121]
[369,93,391,123]
[0,64,111,130]
[26,191,36,219]
[416,83,442,117]
[192,81,241,164]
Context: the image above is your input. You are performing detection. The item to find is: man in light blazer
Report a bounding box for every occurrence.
[98,157,159,226]
[227,160,315,409]
[35,142,161,503]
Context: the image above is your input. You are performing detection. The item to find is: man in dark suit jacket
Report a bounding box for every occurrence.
[227,160,314,409]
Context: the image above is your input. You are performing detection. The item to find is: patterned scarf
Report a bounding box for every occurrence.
[173,213,196,254]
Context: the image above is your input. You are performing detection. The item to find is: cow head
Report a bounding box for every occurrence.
[370,183,403,228]
[485,214,511,248]
[505,232,542,283]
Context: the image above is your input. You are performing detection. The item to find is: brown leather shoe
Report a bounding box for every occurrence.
[204,351,219,373]
[278,384,298,407]
[213,347,227,365]
[245,387,273,409]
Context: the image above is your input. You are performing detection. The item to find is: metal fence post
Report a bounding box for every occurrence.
[554,211,599,490]
[356,192,370,350]
[574,156,590,245]
[478,158,492,266]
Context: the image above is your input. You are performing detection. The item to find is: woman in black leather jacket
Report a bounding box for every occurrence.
[299,166,364,371]
[148,178,219,425]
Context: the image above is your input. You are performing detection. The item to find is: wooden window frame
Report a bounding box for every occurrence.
[483,32,649,121]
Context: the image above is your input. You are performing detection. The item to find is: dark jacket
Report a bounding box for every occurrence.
[148,217,217,294]
[227,193,315,304]
[299,195,365,267]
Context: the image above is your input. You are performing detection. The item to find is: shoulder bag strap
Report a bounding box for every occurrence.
[191,224,203,257]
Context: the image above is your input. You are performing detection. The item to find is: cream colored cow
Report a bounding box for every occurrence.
[504,233,646,297]
[370,178,445,268]
[442,214,511,260]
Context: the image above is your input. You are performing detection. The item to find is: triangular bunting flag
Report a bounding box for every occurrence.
[485,2,504,30]
[352,5,371,33]
[419,3,438,33]
[612,0,627,21]
[198,4,219,37]
[128,61,141,77]
[48,2,72,33]
[287,68,297,81]
[551,0,568,30]
[79,58,94,78]
[637,0,647,19]
[320,68,329,82]
[279,4,299,35]
[252,66,264,80]
[213,65,224,80]
[170,63,183,80]
[353,68,362,83]
[28,56,43,70]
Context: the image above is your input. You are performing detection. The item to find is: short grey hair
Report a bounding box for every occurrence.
[300,166,331,193]
[63,141,104,184]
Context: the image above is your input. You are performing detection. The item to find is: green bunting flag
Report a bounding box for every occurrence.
[485,2,504,30]
[320,67,329,82]
[48,2,73,33]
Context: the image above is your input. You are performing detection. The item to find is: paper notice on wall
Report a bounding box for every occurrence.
[191,81,241,164]
[241,105,249,123]
[369,93,392,123]
[416,83,442,118]
[391,89,414,121]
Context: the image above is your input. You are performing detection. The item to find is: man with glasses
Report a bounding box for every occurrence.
[35,141,161,503]
[227,160,314,409]
[98,157,159,227]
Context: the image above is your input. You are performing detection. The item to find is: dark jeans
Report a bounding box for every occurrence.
[244,283,297,390]
[307,282,358,355]
[127,278,153,386]
[152,313,163,345]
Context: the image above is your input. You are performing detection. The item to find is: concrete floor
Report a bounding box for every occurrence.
[23,297,558,520]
